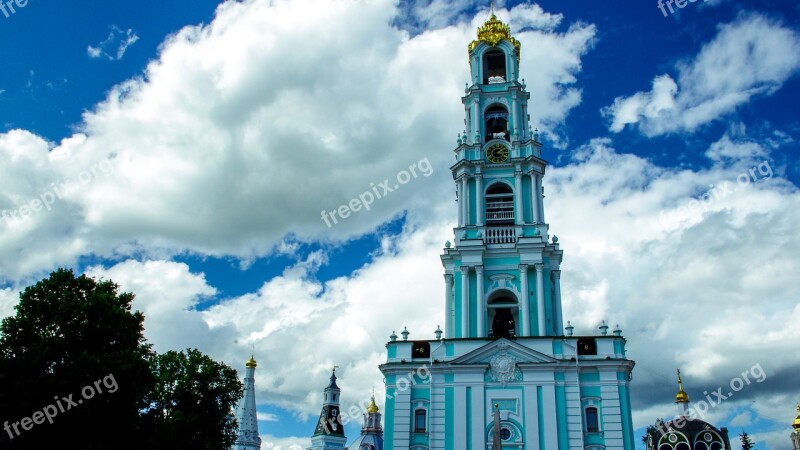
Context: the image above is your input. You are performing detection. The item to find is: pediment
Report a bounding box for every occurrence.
[450,338,558,365]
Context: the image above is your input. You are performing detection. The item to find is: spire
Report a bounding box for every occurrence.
[310,367,346,449]
[492,404,502,449]
[235,354,262,450]
[675,369,690,415]
[327,366,340,389]
[793,403,800,430]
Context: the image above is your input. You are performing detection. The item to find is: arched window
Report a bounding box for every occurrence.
[414,408,427,433]
[488,295,517,339]
[485,183,514,224]
[484,105,509,142]
[585,406,599,432]
[483,50,507,84]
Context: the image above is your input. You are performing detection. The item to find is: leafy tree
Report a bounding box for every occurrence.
[0,268,154,449]
[0,269,244,450]
[142,349,243,450]
[740,431,755,449]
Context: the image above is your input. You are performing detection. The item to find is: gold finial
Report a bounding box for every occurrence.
[468,5,521,58]
[367,395,380,414]
[675,369,689,404]
[246,353,257,369]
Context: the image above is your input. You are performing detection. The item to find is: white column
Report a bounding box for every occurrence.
[461,176,470,226]
[456,180,464,227]
[535,264,546,336]
[530,173,541,223]
[519,264,530,336]
[514,171,523,225]
[552,270,563,336]
[473,100,480,144]
[511,94,519,138]
[537,175,545,224]
[476,174,484,226]
[444,274,454,339]
[460,265,470,338]
[476,266,485,337]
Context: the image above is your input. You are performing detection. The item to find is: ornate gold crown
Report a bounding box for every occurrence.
[468,14,521,59]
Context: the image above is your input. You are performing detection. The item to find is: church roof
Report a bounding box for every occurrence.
[349,433,383,450]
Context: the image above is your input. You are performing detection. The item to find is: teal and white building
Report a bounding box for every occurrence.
[379,13,636,450]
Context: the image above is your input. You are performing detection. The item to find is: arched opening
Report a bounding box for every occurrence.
[585,406,599,432]
[484,105,509,142]
[414,408,427,433]
[485,183,514,224]
[483,50,507,84]
[488,294,518,339]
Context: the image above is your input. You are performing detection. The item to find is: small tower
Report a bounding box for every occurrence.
[309,368,346,450]
[235,354,262,450]
[790,404,800,450]
[349,395,384,450]
[675,368,690,416]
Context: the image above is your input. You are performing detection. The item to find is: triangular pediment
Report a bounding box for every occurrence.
[450,338,558,365]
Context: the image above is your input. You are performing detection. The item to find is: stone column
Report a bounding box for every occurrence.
[460,265,470,338]
[457,180,463,227]
[537,175,545,224]
[530,173,541,223]
[519,264,529,336]
[444,273,454,339]
[552,270,563,336]
[514,171,523,225]
[476,266,485,337]
[535,264,546,336]
[476,174,484,226]
[461,176,470,226]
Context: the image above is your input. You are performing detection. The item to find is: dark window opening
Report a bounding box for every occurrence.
[490,307,516,339]
[577,338,597,355]
[483,50,507,84]
[414,409,427,433]
[586,407,599,432]
[484,105,509,143]
[485,183,514,224]
[500,428,512,440]
[412,341,430,359]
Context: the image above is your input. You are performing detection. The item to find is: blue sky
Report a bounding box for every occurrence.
[1,0,799,448]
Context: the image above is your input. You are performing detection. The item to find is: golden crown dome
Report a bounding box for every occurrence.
[468,13,521,58]
[675,369,689,404]
[367,396,380,414]
[793,404,800,429]
[246,354,257,369]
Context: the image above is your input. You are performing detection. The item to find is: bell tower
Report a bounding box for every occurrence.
[442,11,563,340]
[380,9,636,450]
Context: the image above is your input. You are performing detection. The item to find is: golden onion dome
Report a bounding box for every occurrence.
[246,354,257,369]
[793,404,800,429]
[675,369,689,404]
[367,396,380,414]
[468,13,521,59]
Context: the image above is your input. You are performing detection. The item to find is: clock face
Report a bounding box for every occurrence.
[486,143,509,163]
